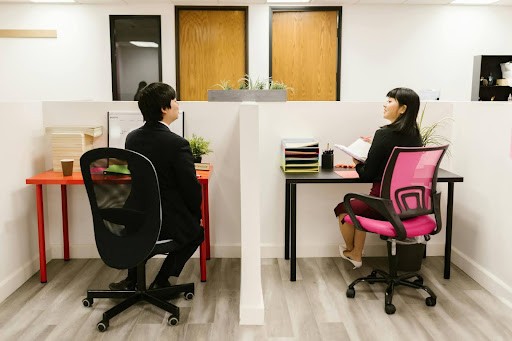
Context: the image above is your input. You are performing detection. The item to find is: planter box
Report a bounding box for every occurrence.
[208,89,287,102]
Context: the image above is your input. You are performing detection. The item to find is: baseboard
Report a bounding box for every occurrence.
[50,244,243,259]
[49,242,446,260]
[259,242,446,258]
[0,254,41,303]
[452,247,512,308]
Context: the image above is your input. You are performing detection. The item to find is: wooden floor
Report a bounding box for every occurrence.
[0,256,511,340]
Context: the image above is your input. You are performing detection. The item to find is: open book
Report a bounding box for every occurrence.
[335,138,371,162]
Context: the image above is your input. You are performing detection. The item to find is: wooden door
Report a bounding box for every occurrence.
[177,8,247,101]
[271,10,340,101]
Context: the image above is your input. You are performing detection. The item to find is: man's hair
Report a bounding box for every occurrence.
[385,87,421,136]
[137,82,176,122]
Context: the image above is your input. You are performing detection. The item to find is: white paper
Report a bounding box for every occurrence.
[335,138,371,162]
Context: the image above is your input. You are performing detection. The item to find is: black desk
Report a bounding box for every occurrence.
[284,168,464,281]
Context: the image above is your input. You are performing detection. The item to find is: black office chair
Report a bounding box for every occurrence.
[343,146,447,314]
[80,147,194,332]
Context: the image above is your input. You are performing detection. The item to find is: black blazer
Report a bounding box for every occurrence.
[355,126,422,182]
[125,121,202,246]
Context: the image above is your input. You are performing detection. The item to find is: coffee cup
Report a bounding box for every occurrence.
[61,159,74,176]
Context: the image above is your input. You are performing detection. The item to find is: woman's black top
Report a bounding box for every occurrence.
[355,126,422,182]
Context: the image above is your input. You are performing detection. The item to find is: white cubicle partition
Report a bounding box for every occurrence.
[3,99,511,311]
[239,103,264,325]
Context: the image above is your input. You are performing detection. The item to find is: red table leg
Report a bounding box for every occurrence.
[61,185,70,261]
[36,185,47,283]
[202,182,210,259]
[200,230,207,282]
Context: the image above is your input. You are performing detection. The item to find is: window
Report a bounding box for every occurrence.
[110,16,162,101]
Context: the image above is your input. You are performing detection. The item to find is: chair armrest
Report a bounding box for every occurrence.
[343,193,407,240]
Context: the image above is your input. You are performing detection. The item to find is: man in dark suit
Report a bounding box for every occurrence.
[109,82,204,290]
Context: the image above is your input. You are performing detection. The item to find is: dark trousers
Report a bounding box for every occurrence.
[128,229,204,282]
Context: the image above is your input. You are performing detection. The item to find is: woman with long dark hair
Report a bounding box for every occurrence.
[334,87,423,268]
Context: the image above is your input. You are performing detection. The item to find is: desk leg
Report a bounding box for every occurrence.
[203,182,210,260]
[200,236,207,282]
[199,181,208,282]
[290,183,296,281]
[444,182,454,279]
[61,185,70,261]
[36,185,47,283]
[285,183,290,260]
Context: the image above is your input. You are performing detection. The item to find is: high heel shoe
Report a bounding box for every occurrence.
[339,245,362,269]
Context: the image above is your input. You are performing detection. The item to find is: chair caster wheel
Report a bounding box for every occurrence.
[346,288,355,298]
[426,297,436,307]
[185,292,194,300]
[168,316,179,326]
[385,304,396,315]
[97,320,109,332]
[82,298,93,307]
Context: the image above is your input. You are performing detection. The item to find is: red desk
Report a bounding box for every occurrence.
[26,169,212,283]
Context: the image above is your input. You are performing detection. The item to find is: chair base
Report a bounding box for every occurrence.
[82,283,194,331]
[346,269,437,315]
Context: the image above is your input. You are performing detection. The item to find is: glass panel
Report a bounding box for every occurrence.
[110,16,162,101]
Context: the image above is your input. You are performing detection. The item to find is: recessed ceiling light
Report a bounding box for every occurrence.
[451,0,498,4]
[130,41,159,48]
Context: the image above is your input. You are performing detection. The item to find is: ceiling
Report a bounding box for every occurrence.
[1,0,512,6]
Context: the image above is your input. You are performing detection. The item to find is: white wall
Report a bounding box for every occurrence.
[0,102,46,302]
[2,99,512,308]
[258,101,454,257]
[1,3,512,101]
[340,6,512,101]
[0,3,175,101]
[1,2,512,306]
[450,102,512,305]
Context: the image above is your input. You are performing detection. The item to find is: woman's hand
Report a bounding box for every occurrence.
[360,136,372,143]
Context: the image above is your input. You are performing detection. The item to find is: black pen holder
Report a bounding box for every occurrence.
[321,152,333,170]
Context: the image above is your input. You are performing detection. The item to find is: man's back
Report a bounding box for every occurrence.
[126,121,202,245]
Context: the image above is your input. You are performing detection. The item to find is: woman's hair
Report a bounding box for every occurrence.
[385,87,420,136]
[137,82,176,122]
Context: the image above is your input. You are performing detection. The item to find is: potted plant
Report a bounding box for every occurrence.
[417,103,452,150]
[208,75,291,102]
[188,134,212,163]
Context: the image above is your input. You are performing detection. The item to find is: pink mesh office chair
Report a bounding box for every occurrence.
[343,145,448,315]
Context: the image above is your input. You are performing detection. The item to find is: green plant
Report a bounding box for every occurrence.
[215,75,292,91]
[417,103,452,150]
[269,79,293,92]
[213,80,233,90]
[238,74,266,90]
[188,134,212,159]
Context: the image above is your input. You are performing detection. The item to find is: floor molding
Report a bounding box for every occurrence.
[452,247,512,308]
[0,254,41,303]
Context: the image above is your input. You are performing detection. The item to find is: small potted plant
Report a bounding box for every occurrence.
[188,134,212,163]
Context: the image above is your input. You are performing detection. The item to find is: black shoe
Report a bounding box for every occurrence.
[149,279,182,299]
[109,278,136,291]
[149,279,172,290]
